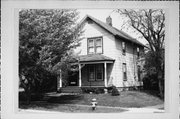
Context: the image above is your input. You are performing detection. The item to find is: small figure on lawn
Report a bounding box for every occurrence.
[91,98,97,110]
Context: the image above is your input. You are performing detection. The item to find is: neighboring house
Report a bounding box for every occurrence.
[58,15,145,91]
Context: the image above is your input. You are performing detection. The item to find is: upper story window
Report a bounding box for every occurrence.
[122,41,126,55]
[137,47,140,58]
[87,37,103,54]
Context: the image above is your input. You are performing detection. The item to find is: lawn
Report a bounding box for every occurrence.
[19,90,164,113]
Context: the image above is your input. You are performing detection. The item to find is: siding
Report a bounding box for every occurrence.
[114,38,143,87]
[75,20,116,58]
[75,19,144,88]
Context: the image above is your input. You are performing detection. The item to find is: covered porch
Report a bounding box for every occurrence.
[78,54,115,87]
[58,54,115,90]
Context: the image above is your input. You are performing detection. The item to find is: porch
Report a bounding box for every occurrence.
[58,54,115,89]
[79,54,115,87]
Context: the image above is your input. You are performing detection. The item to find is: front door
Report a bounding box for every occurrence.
[68,71,78,86]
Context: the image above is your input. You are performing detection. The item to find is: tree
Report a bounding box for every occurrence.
[116,9,165,98]
[19,9,82,103]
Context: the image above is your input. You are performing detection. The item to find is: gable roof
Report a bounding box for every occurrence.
[79,15,145,47]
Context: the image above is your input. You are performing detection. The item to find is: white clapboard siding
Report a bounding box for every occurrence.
[74,20,142,88]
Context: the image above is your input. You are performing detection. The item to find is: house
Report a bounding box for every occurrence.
[58,15,145,92]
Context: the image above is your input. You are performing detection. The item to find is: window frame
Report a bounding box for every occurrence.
[122,41,126,55]
[88,64,104,82]
[137,65,141,81]
[88,64,96,81]
[96,64,104,81]
[87,37,103,54]
[137,47,140,58]
[122,63,127,81]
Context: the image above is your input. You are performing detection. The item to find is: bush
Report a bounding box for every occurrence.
[31,93,44,101]
[19,92,28,101]
[143,74,159,90]
[94,88,104,94]
[81,87,105,94]
[107,85,116,93]
[111,86,120,96]
[19,92,44,101]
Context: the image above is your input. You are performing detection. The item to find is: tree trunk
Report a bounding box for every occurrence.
[158,78,163,99]
[158,70,164,99]
[25,88,31,104]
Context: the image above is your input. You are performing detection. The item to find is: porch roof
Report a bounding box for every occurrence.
[78,54,115,63]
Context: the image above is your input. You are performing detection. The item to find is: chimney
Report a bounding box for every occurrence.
[106,16,112,26]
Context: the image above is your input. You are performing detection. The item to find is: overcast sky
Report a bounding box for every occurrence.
[77,9,147,45]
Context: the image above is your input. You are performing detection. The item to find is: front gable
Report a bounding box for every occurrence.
[75,18,116,58]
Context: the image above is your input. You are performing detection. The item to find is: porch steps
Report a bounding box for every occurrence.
[61,86,82,93]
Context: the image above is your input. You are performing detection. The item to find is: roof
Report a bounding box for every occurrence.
[79,15,145,47]
[78,54,115,63]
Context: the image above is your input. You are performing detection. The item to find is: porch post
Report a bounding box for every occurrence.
[79,63,82,87]
[60,69,62,87]
[57,69,62,91]
[104,62,107,87]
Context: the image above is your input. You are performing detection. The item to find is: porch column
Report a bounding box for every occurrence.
[104,62,107,87]
[60,69,62,87]
[57,69,62,91]
[79,63,82,87]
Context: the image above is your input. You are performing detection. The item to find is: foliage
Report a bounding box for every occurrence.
[19,9,82,103]
[111,86,120,96]
[81,87,105,94]
[116,9,165,98]
[107,85,116,93]
[143,74,159,90]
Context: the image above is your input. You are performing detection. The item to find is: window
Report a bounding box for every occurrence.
[88,65,95,81]
[96,64,103,81]
[122,42,126,55]
[137,66,141,81]
[88,64,103,81]
[88,39,95,54]
[137,47,140,58]
[87,37,103,54]
[122,63,127,81]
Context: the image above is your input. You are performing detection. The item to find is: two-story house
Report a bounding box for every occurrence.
[58,15,145,91]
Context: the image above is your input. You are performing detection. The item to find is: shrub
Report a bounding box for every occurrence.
[31,93,44,101]
[81,87,105,94]
[19,92,44,101]
[94,88,104,94]
[111,86,120,96]
[107,85,116,93]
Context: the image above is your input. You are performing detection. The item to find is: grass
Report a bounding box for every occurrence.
[20,102,127,113]
[47,91,163,108]
[19,90,164,113]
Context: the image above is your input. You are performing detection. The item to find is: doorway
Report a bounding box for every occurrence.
[68,71,78,86]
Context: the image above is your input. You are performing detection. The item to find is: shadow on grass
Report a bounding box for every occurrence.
[47,95,84,104]
[19,101,58,109]
[140,90,164,100]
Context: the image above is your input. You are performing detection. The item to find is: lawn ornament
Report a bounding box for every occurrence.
[91,98,97,110]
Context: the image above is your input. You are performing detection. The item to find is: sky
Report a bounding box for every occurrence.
[77,9,147,45]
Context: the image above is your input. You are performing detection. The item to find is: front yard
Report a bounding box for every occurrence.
[19,90,164,113]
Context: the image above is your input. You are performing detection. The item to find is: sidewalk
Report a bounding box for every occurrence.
[19,104,164,113]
